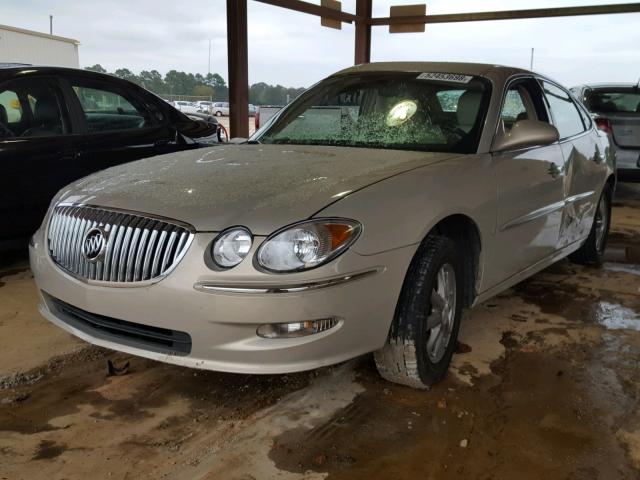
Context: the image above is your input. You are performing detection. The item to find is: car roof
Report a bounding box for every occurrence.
[333,61,531,82]
[0,65,142,86]
[0,62,32,69]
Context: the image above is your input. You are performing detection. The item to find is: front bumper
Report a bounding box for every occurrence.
[30,230,416,374]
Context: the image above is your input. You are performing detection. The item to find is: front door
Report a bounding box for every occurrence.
[0,76,81,241]
[487,77,566,287]
[62,77,177,174]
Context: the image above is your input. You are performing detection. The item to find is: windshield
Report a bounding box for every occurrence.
[255,72,490,153]
[586,89,640,114]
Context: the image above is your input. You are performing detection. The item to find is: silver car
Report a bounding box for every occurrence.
[211,102,229,116]
[30,62,614,389]
[571,83,640,181]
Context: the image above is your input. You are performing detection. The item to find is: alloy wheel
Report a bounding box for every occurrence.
[594,194,609,253]
[426,263,457,363]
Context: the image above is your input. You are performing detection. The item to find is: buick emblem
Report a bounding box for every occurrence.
[82,227,107,262]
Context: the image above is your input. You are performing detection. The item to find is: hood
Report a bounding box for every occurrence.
[60,145,454,233]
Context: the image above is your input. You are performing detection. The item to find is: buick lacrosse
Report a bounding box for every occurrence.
[30,62,615,388]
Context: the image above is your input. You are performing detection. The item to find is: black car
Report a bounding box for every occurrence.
[0,65,221,248]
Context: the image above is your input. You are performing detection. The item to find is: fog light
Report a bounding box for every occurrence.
[257,318,340,339]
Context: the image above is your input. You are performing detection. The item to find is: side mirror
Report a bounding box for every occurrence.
[492,120,560,152]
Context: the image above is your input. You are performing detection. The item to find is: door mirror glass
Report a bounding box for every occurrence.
[492,119,559,152]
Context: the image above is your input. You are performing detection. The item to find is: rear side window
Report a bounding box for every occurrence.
[586,90,640,114]
[576,103,592,129]
[71,82,151,133]
[0,78,67,139]
[542,81,586,139]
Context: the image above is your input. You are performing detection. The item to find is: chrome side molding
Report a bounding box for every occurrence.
[193,268,381,294]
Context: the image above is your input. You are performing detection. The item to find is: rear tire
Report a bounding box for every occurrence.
[215,111,223,117]
[374,234,464,389]
[569,185,612,265]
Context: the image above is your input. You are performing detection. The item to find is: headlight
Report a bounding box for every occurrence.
[212,227,253,268]
[257,219,361,272]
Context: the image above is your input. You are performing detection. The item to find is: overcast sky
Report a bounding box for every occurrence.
[3,0,640,88]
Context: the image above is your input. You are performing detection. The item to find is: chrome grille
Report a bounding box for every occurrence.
[47,205,194,284]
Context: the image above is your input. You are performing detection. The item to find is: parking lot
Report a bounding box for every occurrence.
[0,181,638,479]
[216,116,256,138]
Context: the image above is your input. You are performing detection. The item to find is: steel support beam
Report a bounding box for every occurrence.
[354,0,372,64]
[370,2,640,25]
[254,0,357,23]
[227,0,250,138]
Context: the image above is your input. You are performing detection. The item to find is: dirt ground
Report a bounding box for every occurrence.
[1,183,639,480]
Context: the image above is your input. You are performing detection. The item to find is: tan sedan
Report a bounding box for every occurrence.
[30,62,615,388]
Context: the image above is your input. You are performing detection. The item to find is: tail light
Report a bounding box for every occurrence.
[595,117,613,135]
[255,107,260,130]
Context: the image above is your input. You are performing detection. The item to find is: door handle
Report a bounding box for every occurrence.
[547,162,561,179]
[60,149,80,161]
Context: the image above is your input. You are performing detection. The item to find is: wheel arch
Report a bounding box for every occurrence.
[415,214,482,308]
[432,214,481,308]
[605,173,616,194]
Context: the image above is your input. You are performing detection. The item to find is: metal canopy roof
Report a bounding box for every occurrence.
[226,1,640,138]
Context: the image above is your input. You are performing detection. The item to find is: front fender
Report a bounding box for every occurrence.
[316,154,497,256]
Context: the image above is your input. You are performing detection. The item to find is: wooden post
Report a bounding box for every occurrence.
[354,0,372,64]
[227,0,250,138]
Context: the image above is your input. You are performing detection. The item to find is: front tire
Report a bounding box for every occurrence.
[374,235,464,389]
[569,185,612,265]
[215,111,223,117]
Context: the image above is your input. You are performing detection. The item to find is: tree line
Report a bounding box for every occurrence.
[84,64,306,106]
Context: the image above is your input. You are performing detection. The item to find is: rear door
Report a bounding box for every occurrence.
[489,76,565,285]
[540,80,604,248]
[0,75,82,240]
[61,76,177,174]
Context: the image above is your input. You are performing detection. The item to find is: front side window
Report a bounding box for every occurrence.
[256,73,490,154]
[585,89,640,114]
[0,78,67,139]
[542,81,586,139]
[0,90,22,123]
[500,88,532,131]
[71,82,150,133]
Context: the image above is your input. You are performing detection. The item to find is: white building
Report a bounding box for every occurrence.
[0,24,79,68]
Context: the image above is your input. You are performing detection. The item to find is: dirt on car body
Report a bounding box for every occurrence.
[1,183,639,479]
